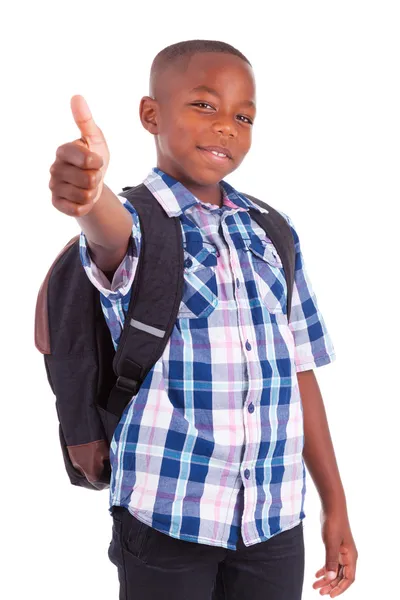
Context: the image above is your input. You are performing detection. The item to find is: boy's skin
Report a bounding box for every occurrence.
[49,52,358,597]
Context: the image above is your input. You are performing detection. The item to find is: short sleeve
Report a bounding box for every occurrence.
[281,212,336,372]
[79,195,141,300]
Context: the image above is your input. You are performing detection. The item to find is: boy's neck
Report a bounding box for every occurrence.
[186,182,223,207]
[156,165,223,207]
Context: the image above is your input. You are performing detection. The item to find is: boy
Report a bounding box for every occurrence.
[48,40,357,599]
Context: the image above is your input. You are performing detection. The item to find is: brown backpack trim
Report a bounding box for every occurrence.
[34,236,79,354]
[68,439,110,485]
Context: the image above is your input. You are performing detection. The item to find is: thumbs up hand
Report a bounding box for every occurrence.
[49,95,110,216]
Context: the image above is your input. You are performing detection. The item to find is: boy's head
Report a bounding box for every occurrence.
[140,40,256,193]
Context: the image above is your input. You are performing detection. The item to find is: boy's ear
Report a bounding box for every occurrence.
[139,96,159,135]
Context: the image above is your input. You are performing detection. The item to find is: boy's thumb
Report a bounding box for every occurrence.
[325,545,340,581]
[70,95,107,149]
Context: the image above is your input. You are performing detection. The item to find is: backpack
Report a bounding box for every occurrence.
[34,184,295,491]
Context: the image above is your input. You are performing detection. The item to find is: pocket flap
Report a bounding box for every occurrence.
[248,238,282,267]
[183,243,218,271]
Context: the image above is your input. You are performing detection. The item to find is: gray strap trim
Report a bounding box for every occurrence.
[130,319,165,339]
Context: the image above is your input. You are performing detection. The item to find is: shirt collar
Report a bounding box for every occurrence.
[143,167,268,218]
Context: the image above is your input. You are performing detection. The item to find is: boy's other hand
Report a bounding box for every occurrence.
[312,510,358,597]
[49,95,110,217]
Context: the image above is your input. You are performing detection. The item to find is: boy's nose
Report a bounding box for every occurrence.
[211,118,238,138]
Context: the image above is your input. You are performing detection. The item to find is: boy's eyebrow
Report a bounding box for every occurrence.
[189,85,256,108]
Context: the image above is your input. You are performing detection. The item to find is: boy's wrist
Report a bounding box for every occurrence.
[320,490,348,517]
[77,183,133,273]
[78,182,113,221]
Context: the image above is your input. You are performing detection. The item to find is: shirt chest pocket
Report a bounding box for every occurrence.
[248,239,287,314]
[178,243,218,319]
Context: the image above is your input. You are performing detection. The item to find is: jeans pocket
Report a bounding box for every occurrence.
[271,522,304,549]
[108,512,124,570]
[125,514,152,561]
[109,507,152,566]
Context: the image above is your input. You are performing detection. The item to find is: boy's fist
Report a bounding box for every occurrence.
[49,95,110,217]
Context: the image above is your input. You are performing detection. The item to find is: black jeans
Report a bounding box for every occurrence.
[108,506,305,600]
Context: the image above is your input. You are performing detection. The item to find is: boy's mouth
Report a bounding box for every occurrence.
[197,146,233,162]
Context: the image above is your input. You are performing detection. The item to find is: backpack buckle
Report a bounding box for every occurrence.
[116,376,139,395]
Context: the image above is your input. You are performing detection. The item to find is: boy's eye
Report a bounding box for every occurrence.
[192,102,214,110]
[237,115,253,125]
[191,103,254,125]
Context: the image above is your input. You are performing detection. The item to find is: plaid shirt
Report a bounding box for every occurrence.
[80,167,335,550]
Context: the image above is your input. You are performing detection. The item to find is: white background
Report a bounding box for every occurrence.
[2,1,399,598]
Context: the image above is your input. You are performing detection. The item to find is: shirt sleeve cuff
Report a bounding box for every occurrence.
[79,232,138,298]
[295,352,336,372]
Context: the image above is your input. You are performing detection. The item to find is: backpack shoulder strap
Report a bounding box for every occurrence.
[245,194,296,320]
[107,184,184,416]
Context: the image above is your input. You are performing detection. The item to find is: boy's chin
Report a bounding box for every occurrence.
[187,163,237,186]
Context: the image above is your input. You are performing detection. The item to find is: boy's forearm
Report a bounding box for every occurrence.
[297,369,348,516]
[76,183,133,272]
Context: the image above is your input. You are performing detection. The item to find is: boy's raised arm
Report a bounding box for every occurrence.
[49,95,132,274]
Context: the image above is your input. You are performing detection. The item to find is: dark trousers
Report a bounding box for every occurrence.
[108,506,305,600]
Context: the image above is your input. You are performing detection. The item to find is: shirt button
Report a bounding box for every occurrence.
[236,277,240,288]
[244,469,250,480]
[245,340,252,351]
[248,403,255,414]
[184,258,193,268]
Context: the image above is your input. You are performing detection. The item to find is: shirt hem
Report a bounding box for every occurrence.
[110,503,305,551]
[241,518,304,547]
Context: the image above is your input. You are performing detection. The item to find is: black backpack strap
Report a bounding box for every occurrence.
[245,194,296,320]
[107,184,184,417]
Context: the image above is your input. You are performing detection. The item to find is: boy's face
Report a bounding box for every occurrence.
[141,52,256,188]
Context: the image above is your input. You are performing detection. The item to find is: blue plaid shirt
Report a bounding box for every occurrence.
[80,168,335,550]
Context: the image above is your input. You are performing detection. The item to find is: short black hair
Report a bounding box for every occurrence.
[150,39,252,96]
[152,39,251,69]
